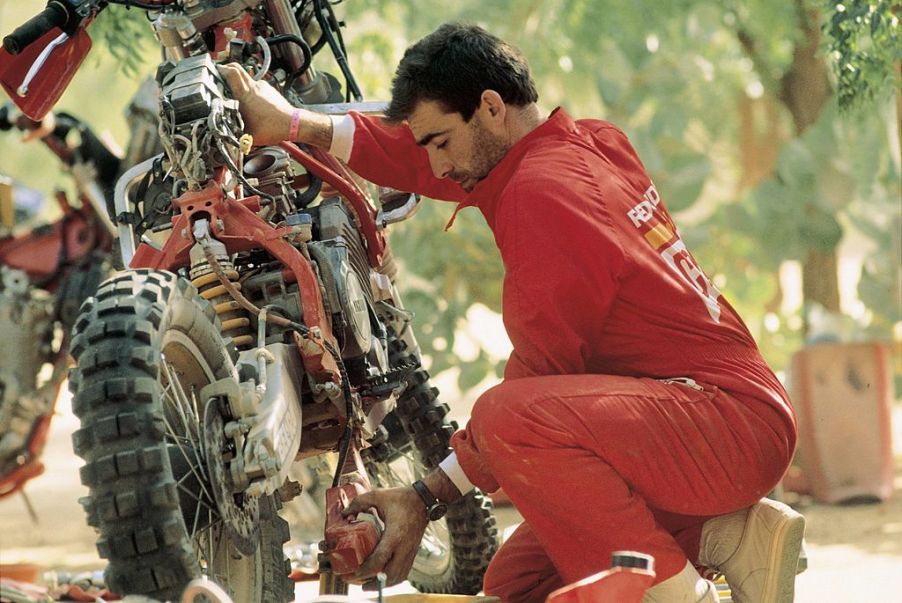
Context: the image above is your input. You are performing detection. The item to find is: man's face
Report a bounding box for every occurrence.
[407,99,509,192]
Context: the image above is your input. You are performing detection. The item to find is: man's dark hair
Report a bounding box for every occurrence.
[385,23,539,123]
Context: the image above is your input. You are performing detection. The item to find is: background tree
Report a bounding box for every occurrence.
[1,0,897,389]
[339,0,900,381]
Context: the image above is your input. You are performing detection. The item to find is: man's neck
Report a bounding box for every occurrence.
[506,103,546,145]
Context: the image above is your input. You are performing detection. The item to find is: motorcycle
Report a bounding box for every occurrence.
[1,1,498,601]
[0,104,117,505]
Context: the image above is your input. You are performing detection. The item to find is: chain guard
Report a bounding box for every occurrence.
[203,397,260,556]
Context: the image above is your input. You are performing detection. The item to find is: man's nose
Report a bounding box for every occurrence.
[427,149,452,180]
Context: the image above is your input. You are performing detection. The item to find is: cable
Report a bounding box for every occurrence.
[313,0,361,101]
[253,36,272,81]
[215,138,275,204]
[265,34,313,75]
[107,0,177,8]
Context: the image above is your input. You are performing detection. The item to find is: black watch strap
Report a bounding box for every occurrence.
[412,479,448,521]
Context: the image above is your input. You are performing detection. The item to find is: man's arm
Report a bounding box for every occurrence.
[219,64,466,201]
[219,64,333,148]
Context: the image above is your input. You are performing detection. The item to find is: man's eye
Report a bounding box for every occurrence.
[436,140,448,150]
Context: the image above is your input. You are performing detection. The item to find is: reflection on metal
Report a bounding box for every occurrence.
[305,101,388,115]
[17,32,69,97]
[114,154,163,267]
[180,576,235,603]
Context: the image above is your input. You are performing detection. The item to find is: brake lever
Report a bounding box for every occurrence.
[16,31,70,97]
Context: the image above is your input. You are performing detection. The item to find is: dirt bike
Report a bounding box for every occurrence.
[0,103,117,505]
[0,1,498,601]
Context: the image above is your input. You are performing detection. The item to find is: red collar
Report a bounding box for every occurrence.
[445,107,577,229]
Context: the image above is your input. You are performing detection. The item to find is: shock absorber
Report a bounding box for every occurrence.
[189,238,254,350]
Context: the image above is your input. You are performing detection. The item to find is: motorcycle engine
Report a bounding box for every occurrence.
[0,267,56,467]
[307,198,388,374]
[157,54,244,189]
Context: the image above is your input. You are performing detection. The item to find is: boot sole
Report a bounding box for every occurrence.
[754,499,806,603]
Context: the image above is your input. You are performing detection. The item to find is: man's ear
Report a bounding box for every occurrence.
[479,90,507,128]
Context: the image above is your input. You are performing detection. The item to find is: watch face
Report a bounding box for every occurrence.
[428,502,448,521]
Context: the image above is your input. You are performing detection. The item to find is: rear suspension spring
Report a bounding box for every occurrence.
[190,259,254,349]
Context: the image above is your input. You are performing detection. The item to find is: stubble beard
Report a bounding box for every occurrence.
[453,120,510,192]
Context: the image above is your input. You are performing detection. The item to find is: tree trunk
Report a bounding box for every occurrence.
[778,1,841,327]
[802,248,842,313]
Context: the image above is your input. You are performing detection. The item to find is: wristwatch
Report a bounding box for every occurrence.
[412,479,448,521]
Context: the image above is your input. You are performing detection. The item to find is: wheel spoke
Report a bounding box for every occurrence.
[161,359,210,483]
[163,412,216,504]
[174,480,216,515]
[160,357,194,436]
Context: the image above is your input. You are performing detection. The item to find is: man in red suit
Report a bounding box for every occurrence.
[220,22,804,603]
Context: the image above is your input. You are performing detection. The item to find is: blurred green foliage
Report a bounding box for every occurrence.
[0,1,898,389]
[823,1,901,112]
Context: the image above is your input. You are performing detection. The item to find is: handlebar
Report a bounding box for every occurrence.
[2,2,68,55]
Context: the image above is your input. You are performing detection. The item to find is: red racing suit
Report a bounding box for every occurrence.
[338,107,797,596]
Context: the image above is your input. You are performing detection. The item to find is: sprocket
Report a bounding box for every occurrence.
[358,359,418,399]
[203,397,260,555]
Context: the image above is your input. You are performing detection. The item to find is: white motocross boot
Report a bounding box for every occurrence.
[699,498,805,603]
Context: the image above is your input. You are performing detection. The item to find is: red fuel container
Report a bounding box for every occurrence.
[546,551,655,603]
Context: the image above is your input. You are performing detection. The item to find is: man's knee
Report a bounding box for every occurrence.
[470,379,543,453]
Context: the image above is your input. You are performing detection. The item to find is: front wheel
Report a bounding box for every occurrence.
[69,270,293,602]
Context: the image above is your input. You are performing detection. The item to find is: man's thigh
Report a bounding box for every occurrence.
[472,374,793,515]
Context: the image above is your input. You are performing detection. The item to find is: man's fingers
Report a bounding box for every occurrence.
[342,492,378,517]
[352,538,394,582]
[382,549,415,587]
[216,63,252,98]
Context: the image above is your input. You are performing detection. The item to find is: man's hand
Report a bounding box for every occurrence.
[217,63,334,149]
[341,486,429,587]
[217,63,295,146]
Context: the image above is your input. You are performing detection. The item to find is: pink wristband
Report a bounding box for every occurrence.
[288,108,302,141]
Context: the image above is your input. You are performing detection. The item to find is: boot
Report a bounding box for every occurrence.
[643,561,719,602]
[699,498,805,603]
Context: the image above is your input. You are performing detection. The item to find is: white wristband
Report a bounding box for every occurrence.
[438,451,475,496]
[328,114,355,162]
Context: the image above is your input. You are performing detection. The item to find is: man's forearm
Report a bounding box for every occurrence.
[422,467,464,505]
[293,107,334,149]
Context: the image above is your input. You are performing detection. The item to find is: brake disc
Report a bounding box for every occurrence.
[203,397,260,556]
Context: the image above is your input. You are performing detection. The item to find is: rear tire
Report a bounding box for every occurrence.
[69,269,292,602]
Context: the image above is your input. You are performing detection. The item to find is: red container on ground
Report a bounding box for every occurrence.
[788,342,894,504]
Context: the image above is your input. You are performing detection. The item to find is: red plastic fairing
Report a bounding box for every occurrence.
[0,209,97,285]
[0,27,93,121]
[212,12,256,55]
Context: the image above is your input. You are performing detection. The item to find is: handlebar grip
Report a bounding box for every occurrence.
[2,3,68,55]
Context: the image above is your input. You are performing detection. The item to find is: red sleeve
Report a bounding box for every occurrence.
[344,112,467,202]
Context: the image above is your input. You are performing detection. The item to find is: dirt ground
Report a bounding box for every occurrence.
[1,387,900,602]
